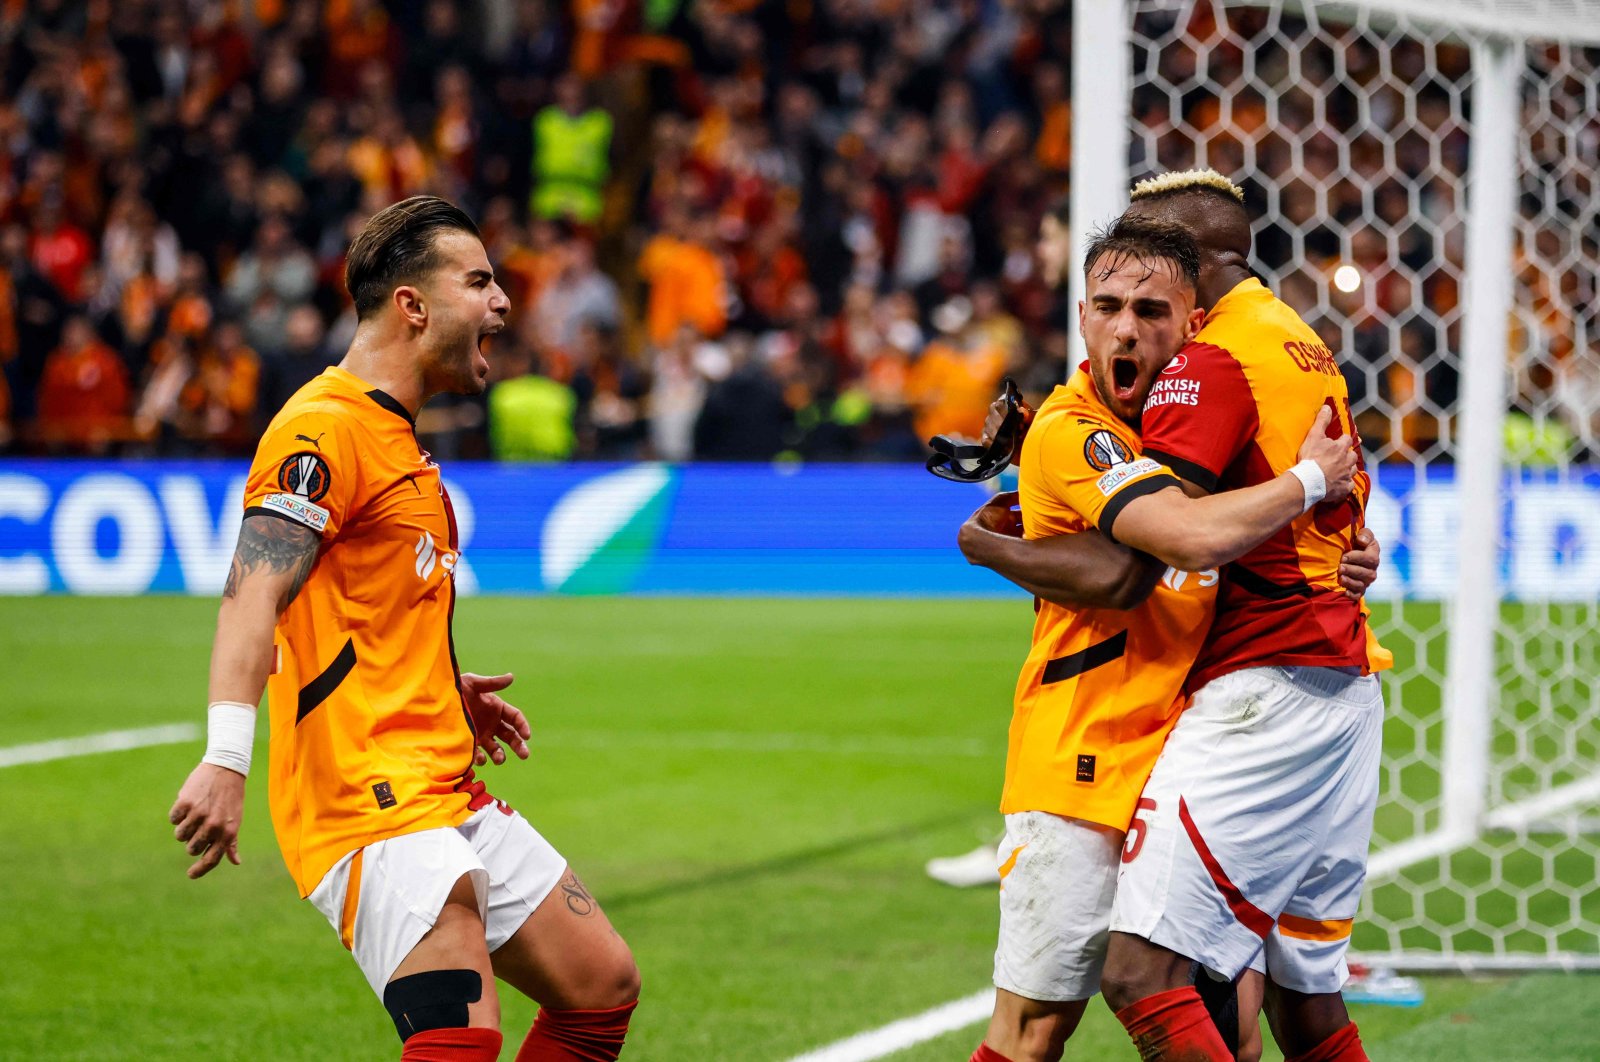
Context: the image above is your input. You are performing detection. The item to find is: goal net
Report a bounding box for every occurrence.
[1077,0,1600,970]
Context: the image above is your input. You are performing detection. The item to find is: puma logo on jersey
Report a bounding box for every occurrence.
[414,531,458,581]
[294,432,327,450]
[1161,566,1219,592]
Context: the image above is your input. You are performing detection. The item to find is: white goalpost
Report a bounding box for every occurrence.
[1074,0,1600,970]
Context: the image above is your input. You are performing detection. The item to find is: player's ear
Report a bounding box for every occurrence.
[393,285,427,329]
[1184,307,1205,341]
[1077,299,1086,338]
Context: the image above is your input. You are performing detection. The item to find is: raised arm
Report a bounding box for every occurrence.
[1109,406,1356,572]
[169,514,320,879]
[958,492,1166,610]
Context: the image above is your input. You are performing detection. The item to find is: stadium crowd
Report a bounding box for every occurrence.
[0,0,1591,462]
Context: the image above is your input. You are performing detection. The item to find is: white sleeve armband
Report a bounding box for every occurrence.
[1287,459,1327,514]
[202,701,257,777]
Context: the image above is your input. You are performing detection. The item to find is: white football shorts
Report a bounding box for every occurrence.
[307,803,567,995]
[1109,665,1383,994]
[993,811,1124,1002]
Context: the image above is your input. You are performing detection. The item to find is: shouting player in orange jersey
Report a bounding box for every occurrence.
[968,172,1390,1062]
[1090,172,1389,1062]
[169,197,640,1062]
[957,219,1365,1062]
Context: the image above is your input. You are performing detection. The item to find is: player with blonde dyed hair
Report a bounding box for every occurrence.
[972,169,1390,1061]
[955,213,1376,1062]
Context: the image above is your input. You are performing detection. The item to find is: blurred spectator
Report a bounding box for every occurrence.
[694,334,791,461]
[185,319,261,453]
[36,316,129,454]
[531,74,612,225]
[264,303,336,411]
[905,297,1007,444]
[226,214,316,351]
[648,327,709,462]
[570,322,648,458]
[533,236,620,352]
[488,341,577,460]
[638,210,729,348]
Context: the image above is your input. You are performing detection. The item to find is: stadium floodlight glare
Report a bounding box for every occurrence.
[1076,0,1600,972]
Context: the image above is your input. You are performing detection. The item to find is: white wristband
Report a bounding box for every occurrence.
[202,701,257,777]
[1287,459,1327,513]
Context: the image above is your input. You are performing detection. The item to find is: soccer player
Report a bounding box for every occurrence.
[971,171,1389,1062]
[168,196,640,1062]
[1093,171,1386,1062]
[960,219,1360,1062]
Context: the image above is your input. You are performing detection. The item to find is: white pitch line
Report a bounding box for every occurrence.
[783,989,994,1062]
[0,723,201,769]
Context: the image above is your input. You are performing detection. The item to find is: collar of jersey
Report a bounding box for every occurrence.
[325,366,416,426]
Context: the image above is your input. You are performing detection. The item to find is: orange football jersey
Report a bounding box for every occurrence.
[1006,369,1218,830]
[1139,278,1389,690]
[242,366,487,897]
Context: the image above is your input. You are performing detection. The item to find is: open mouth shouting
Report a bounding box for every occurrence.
[1110,354,1142,404]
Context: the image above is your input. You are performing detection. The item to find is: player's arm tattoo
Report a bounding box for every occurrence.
[559,869,596,916]
[222,514,321,609]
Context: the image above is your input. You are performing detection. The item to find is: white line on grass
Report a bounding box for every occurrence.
[783,988,994,1062]
[0,723,201,769]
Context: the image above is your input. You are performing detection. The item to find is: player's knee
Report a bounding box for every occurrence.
[383,969,487,1042]
[1014,1009,1076,1061]
[1100,936,1185,1013]
[603,945,642,1008]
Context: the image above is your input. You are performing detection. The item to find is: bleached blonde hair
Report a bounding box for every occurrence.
[1129,168,1245,203]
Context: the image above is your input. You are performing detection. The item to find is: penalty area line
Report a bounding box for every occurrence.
[0,723,201,769]
[783,988,994,1062]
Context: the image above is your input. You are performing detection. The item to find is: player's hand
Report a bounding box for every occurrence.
[460,672,531,767]
[1297,405,1358,505]
[979,395,1034,447]
[170,762,246,879]
[1339,527,1381,598]
[958,491,1023,566]
[979,398,1010,446]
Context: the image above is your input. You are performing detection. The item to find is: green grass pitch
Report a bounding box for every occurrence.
[1,597,1596,1060]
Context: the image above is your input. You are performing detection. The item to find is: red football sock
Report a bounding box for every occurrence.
[515,1001,638,1062]
[1114,985,1233,1061]
[400,1026,503,1061]
[1285,1021,1367,1062]
[970,1044,1015,1062]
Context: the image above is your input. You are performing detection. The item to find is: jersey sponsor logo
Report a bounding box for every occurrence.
[414,530,459,581]
[259,492,330,532]
[1097,457,1163,496]
[278,451,332,502]
[1160,566,1219,592]
[293,431,327,451]
[1083,429,1134,471]
[1144,377,1201,411]
[1162,353,1188,375]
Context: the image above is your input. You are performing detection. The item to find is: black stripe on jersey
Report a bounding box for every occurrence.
[364,388,416,426]
[1098,473,1181,543]
[1228,564,1313,599]
[1042,630,1128,685]
[1142,449,1219,493]
[297,637,357,723]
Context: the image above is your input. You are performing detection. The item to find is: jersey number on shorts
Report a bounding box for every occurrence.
[1122,797,1157,864]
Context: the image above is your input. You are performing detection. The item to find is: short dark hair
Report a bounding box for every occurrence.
[1047,197,1070,227]
[1082,217,1200,288]
[345,195,482,319]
